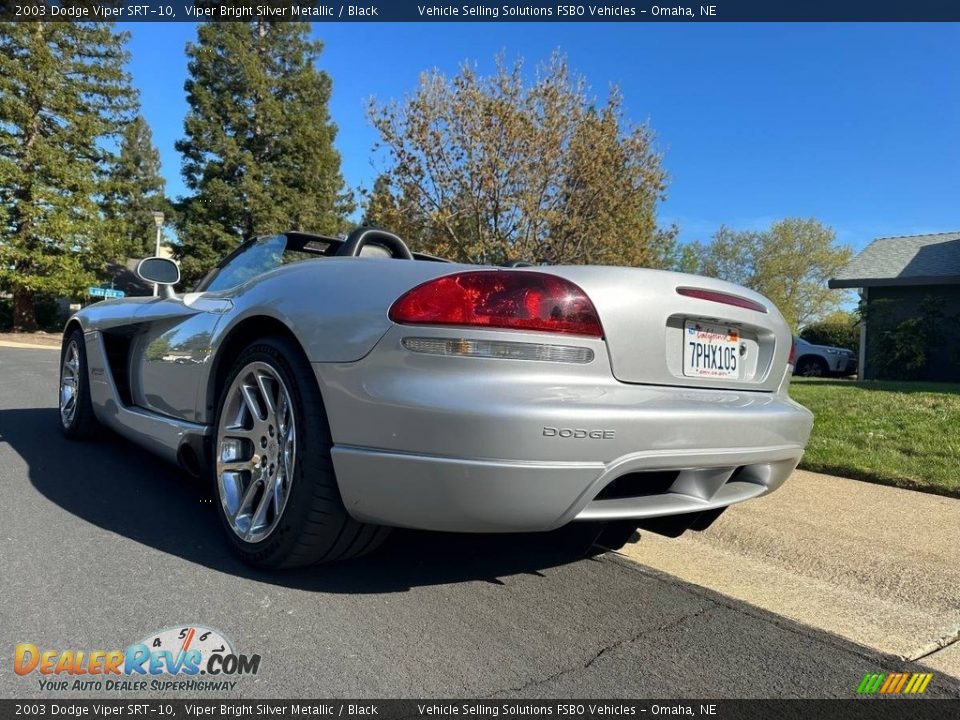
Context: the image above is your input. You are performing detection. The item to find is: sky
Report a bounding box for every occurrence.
[121,22,960,251]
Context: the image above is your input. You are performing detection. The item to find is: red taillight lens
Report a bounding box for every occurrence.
[676,286,767,314]
[789,338,798,366]
[389,271,604,338]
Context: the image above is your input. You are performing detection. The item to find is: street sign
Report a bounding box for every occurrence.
[88,287,125,299]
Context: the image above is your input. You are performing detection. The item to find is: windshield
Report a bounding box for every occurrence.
[196,235,321,293]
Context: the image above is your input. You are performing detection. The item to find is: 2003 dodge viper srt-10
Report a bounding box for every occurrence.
[58,227,813,568]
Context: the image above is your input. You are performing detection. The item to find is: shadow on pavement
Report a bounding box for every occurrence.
[0,407,600,594]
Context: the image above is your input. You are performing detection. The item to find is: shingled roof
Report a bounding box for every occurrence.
[829,231,960,288]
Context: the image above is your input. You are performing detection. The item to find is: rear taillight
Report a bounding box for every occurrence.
[676,286,767,314]
[789,338,798,366]
[389,271,604,338]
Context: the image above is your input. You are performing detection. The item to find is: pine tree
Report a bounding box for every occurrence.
[175,22,351,284]
[101,115,171,261]
[0,22,136,331]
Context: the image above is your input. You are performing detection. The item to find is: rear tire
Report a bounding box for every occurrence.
[212,336,389,568]
[59,329,101,440]
[795,356,828,377]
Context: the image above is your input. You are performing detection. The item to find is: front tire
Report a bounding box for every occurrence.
[59,329,101,440]
[213,336,389,568]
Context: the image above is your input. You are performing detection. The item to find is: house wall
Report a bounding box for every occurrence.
[863,284,960,382]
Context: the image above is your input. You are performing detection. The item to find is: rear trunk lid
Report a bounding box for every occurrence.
[539,266,792,392]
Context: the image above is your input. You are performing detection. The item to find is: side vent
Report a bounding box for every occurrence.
[101,332,134,406]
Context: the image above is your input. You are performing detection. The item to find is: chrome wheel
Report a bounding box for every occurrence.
[216,361,296,543]
[60,340,80,428]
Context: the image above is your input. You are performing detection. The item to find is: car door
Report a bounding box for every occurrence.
[129,235,291,423]
[129,294,232,423]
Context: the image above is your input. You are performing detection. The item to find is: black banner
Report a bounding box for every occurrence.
[1,700,959,720]
[3,0,960,22]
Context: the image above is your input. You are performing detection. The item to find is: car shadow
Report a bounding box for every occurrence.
[0,407,602,594]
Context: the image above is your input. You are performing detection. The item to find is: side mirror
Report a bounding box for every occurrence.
[136,257,180,298]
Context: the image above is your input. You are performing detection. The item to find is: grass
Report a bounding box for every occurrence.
[789,377,960,497]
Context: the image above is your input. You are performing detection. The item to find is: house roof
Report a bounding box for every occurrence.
[829,231,960,289]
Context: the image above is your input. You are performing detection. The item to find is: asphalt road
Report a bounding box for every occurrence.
[0,345,954,699]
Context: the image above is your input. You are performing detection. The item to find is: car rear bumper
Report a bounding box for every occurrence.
[330,443,804,532]
[314,333,814,532]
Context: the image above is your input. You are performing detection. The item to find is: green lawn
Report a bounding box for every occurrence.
[789,377,960,497]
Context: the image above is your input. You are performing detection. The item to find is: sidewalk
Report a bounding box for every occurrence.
[0,333,60,350]
[616,469,960,677]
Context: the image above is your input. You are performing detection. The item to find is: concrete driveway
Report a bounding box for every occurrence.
[618,469,960,677]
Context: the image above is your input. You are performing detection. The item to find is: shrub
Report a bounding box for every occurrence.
[800,311,859,352]
[862,296,949,381]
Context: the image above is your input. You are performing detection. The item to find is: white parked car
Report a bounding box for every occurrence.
[792,337,857,377]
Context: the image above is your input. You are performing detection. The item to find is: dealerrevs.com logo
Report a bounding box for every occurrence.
[14,625,260,692]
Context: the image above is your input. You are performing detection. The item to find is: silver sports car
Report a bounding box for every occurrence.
[59,227,814,568]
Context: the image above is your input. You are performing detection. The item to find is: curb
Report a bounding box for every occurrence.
[0,340,60,351]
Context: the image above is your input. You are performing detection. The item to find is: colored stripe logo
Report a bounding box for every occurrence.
[857,672,933,694]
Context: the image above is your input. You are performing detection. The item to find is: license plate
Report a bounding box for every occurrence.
[683,320,740,379]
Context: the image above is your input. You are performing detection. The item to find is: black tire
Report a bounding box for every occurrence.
[59,329,101,440]
[795,356,828,377]
[213,336,389,568]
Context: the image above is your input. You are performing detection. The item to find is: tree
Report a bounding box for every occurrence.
[366,53,675,267]
[175,21,351,284]
[800,310,859,353]
[101,115,172,261]
[683,218,852,329]
[0,22,136,330]
[362,173,430,245]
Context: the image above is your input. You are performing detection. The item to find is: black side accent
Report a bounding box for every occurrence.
[101,331,134,406]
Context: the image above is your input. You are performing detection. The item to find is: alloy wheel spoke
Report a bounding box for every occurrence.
[234,475,262,523]
[247,481,274,539]
[271,475,284,518]
[222,425,260,442]
[220,457,258,474]
[241,382,265,422]
[282,442,294,482]
[255,371,276,418]
[276,391,289,434]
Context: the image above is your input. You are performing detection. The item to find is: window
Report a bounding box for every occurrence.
[196,235,323,293]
